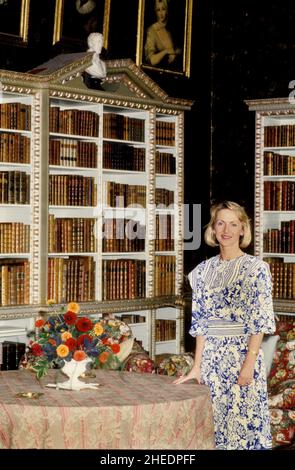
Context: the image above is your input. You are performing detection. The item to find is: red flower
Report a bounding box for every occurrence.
[31,343,44,357]
[65,337,77,351]
[77,334,92,347]
[76,317,93,332]
[64,311,78,325]
[111,343,120,354]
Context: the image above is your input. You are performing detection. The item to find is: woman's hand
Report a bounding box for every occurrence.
[173,365,201,385]
[237,362,255,387]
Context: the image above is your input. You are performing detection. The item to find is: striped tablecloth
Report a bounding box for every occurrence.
[0,369,215,449]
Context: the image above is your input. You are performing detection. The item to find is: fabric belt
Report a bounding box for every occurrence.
[207,321,245,336]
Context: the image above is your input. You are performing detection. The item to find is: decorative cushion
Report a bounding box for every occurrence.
[269,408,295,448]
[156,353,194,377]
[267,319,295,448]
[261,335,280,377]
[123,352,155,374]
[268,319,295,389]
[268,339,295,389]
[269,379,295,409]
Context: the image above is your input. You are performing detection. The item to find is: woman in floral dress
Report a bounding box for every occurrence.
[174,201,276,450]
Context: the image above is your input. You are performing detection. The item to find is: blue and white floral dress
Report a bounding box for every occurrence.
[188,254,276,450]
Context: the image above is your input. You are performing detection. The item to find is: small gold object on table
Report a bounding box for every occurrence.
[15,392,44,399]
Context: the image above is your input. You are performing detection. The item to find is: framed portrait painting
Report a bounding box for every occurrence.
[53,0,111,49]
[136,0,193,77]
[0,0,30,45]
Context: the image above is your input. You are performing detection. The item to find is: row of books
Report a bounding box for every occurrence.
[0,171,30,204]
[155,214,174,251]
[114,313,146,324]
[103,141,145,171]
[155,319,176,342]
[49,106,99,137]
[264,181,295,211]
[49,138,98,168]
[104,184,174,207]
[47,256,95,303]
[155,188,174,206]
[0,341,26,371]
[156,151,176,175]
[154,255,176,296]
[102,218,145,252]
[102,259,146,300]
[49,175,97,206]
[263,220,295,254]
[0,102,31,131]
[48,140,176,173]
[264,151,295,176]
[0,133,30,163]
[0,222,30,253]
[104,182,146,208]
[156,121,175,146]
[103,113,145,142]
[264,124,295,147]
[47,215,175,254]
[264,257,295,300]
[48,215,96,253]
[0,259,30,306]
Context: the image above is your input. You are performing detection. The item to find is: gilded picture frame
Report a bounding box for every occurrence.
[53,0,111,49]
[136,0,193,77]
[0,0,30,45]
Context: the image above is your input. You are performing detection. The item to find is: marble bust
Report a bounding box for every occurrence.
[85,32,106,80]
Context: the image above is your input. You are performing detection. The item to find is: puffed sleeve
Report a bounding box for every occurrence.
[244,260,276,335]
[144,26,156,63]
[188,264,208,337]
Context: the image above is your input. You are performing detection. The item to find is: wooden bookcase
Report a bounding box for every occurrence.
[246,98,295,317]
[0,56,192,357]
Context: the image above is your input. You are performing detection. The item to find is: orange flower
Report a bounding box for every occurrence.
[73,350,87,361]
[48,338,57,346]
[56,344,69,358]
[99,351,110,363]
[66,302,80,314]
[35,319,46,328]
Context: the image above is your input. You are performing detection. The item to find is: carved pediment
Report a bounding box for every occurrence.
[0,55,193,110]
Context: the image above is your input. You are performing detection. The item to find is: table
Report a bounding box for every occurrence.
[0,369,215,449]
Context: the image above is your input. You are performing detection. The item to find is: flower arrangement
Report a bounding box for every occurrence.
[27,302,133,379]
[156,353,194,377]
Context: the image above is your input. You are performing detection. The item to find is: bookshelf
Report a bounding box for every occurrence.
[0,56,192,357]
[246,98,295,317]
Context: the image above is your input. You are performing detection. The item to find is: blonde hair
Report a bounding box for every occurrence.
[204,201,252,248]
[155,0,168,11]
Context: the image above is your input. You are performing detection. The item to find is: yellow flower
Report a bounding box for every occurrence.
[46,299,55,306]
[61,331,72,341]
[67,302,80,313]
[56,344,70,358]
[94,322,104,336]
